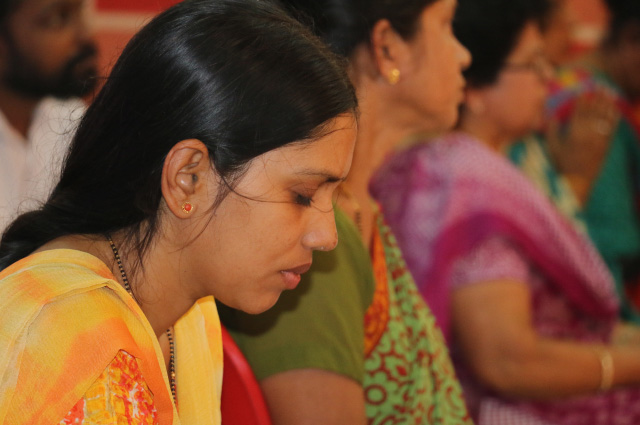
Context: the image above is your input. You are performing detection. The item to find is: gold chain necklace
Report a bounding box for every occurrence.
[107,236,177,406]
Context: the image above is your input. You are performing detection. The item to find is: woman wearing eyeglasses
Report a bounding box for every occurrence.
[372,0,640,423]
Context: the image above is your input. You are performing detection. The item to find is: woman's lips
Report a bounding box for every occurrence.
[280,263,312,290]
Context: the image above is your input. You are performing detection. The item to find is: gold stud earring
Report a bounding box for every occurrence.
[182,202,194,214]
[388,68,400,85]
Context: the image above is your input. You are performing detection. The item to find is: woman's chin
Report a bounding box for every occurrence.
[234,293,282,315]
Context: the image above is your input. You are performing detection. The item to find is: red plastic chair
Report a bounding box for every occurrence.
[220,325,272,425]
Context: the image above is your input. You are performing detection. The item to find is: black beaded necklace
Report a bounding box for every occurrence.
[107,236,177,405]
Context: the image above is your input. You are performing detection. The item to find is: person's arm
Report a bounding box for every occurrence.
[260,369,367,425]
[452,280,640,399]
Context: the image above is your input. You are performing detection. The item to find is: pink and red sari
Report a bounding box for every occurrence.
[371,132,640,424]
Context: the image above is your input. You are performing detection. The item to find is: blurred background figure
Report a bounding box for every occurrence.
[509,0,640,323]
[372,0,640,423]
[543,0,577,66]
[220,0,473,423]
[0,0,98,231]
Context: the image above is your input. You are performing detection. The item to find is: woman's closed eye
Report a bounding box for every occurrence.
[294,193,314,207]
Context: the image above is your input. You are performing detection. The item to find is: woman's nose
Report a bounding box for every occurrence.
[458,39,472,70]
[302,209,339,252]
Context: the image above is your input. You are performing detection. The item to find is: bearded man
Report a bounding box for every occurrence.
[0,0,97,230]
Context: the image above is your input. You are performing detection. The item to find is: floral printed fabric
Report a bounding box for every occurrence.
[363,211,472,425]
[61,350,158,425]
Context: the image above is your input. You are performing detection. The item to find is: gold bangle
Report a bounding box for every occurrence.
[595,348,614,392]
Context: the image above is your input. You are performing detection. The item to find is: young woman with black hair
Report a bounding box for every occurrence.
[219,0,472,423]
[0,0,357,423]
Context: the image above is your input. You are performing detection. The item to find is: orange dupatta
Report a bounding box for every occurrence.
[0,249,222,425]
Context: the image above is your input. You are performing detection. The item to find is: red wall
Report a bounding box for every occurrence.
[93,0,610,79]
[93,0,177,79]
[95,0,180,13]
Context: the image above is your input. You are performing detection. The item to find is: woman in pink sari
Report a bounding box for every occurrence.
[371,0,640,423]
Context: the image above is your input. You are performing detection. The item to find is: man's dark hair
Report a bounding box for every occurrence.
[0,0,22,27]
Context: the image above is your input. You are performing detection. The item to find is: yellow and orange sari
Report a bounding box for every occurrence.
[0,249,223,425]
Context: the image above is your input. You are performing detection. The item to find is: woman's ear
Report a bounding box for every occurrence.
[369,19,408,84]
[161,139,212,218]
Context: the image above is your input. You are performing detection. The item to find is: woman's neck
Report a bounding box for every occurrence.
[109,234,197,336]
[339,72,426,247]
[458,112,510,153]
[345,72,435,198]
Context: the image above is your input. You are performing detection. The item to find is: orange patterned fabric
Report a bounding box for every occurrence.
[0,249,223,425]
[60,350,157,424]
[363,216,390,357]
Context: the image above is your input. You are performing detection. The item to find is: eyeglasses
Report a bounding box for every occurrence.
[503,55,554,81]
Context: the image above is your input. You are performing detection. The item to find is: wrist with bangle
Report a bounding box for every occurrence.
[594,347,614,392]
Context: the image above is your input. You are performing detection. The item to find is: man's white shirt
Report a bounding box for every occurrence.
[0,97,85,232]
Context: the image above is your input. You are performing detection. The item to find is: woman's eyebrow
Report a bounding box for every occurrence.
[295,169,348,183]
